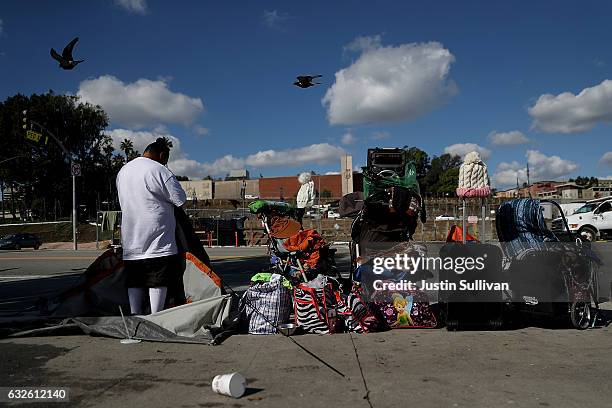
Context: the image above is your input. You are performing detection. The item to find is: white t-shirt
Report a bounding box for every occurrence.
[116,157,187,260]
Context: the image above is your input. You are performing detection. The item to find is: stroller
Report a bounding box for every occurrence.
[341,148,426,280]
[496,198,601,329]
[248,200,339,283]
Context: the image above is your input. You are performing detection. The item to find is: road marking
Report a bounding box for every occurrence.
[210,255,264,260]
[0,274,78,280]
[0,256,98,260]
[0,255,262,261]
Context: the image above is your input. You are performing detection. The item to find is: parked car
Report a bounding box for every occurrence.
[0,233,43,250]
[551,198,612,241]
[327,209,340,219]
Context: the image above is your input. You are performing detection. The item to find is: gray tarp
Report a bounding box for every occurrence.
[1,249,238,345]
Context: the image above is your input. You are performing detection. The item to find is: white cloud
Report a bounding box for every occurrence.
[444,143,491,160]
[262,10,291,30]
[77,75,203,129]
[108,128,345,178]
[600,151,612,167]
[493,150,579,187]
[344,34,382,53]
[372,131,391,140]
[107,129,182,159]
[341,132,356,145]
[193,125,209,137]
[488,130,530,146]
[325,171,340,175]
[528,79,612,133]
[115,0,147,14]
[322,38,457,125]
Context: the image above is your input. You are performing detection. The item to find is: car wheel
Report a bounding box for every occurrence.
[579,226,597,242]
[34,243,40,250]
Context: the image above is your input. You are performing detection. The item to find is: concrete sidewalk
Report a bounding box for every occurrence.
[2,326,611,408]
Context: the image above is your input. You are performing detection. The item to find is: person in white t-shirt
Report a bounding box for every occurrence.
[116,137,187,315]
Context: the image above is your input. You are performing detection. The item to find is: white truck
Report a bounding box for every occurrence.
[551,197,612,241]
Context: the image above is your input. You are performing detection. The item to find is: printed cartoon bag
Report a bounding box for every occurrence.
[293,279,338,334]
[335,284,381,333]
[369,287,437,329]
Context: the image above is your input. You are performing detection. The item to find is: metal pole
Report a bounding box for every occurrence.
[95,211,100,250]
[72,172,77,251]
[462,198,466,244]
[481,198,486,242]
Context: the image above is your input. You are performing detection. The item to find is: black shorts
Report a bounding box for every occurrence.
[123,254,181,288]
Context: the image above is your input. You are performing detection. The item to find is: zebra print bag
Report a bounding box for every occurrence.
[293,281,337,334]
[335,284,380,333]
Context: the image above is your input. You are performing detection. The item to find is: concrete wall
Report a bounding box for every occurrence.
[213,180,259,200]
[179,180,213,200]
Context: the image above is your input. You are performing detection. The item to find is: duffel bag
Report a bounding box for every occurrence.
[293,277,338,334]
[241,280,292,335]
[335,283,381,333]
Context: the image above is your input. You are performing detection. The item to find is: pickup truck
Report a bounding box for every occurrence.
[551,198,612,241]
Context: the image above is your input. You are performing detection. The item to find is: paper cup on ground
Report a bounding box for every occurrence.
[212,373,246,398]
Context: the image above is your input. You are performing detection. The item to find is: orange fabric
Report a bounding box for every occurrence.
[184,252,222,288]
[446,225,478,243]
[283,229,325,269]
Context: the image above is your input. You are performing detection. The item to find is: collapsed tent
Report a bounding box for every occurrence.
[0,249,236,345]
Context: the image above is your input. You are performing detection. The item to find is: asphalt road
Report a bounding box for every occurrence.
[1,242,610,298]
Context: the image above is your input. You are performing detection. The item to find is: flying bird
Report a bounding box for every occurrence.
[50,37,85,70]
[294,75,322,88]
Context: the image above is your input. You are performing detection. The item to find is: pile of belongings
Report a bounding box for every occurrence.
[240,271,383,335]
[361,161,426,239]
[353,241,438,329]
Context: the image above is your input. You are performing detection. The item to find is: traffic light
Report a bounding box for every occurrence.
[22,110,28,130]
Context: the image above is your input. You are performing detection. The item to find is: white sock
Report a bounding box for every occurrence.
[149,287,167,314]
[128,287,145,315]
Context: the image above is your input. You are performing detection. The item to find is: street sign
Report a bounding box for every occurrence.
[71,163,81,177]
[25,130,42,142]
[467,215,479,224]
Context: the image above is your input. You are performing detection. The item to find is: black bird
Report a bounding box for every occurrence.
[50,37,85,70]
[294,75,322,88]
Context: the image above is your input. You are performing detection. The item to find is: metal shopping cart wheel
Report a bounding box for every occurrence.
[569,302,591,330]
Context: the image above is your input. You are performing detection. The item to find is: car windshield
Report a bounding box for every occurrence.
[574,204,597,214]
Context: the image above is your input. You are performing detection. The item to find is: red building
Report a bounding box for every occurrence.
[258,173,363,200]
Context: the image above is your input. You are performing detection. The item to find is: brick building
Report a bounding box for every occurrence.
[258,173,363,200]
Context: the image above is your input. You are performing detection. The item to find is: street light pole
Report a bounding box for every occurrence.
[72,167,77,250]
[23,111,78,250]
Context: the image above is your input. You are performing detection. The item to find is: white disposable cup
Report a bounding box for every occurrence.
[212,372,247,398]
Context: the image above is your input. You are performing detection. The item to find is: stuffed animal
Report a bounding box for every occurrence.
[456,151,491,198]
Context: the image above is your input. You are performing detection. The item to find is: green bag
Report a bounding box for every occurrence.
[363,161,421,200]
[248,199,295,215]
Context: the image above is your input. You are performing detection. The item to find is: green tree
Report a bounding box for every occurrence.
[120,139,133,159]
[404,146,430,181]
[0,91,118,221]
[423,153,462,194]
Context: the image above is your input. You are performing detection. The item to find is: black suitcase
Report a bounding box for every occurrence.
[439,243,506,330]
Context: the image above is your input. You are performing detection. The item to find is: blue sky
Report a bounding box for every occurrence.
[1,0,611,186]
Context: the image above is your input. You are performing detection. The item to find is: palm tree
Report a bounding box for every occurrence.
[120,139,133,160]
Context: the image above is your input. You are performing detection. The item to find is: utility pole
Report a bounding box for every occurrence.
[23,110,78,250]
